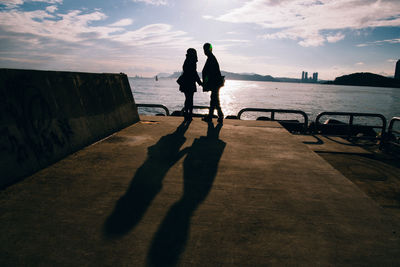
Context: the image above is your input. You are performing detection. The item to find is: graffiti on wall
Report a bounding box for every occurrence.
[0,83,74,165]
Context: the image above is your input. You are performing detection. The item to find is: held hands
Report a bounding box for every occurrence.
[199,76,208,87]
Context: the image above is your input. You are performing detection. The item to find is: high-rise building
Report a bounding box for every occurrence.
[312,72,318,82]
[302,71,318,82]
[395,60,400,79]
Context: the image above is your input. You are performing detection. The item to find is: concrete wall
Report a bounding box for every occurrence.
[0,69,139,188]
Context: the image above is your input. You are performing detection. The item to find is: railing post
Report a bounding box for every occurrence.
[348,115,354,139]
[385,117,400,149]
[136,104,170,116]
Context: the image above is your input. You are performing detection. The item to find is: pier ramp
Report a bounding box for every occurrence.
[0,116,399,266]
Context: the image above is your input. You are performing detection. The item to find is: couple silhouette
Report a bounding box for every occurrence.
[179,43,224,124]
[104,42,227,267]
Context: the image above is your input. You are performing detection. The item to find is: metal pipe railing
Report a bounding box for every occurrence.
[177,106,215,116]
[136,103,170,116]
[237,108,309,132]
[388,117,400,134]
[387,117,400,147]
[315,111,387,141]
[186,106,210,112]
[135,104,393,147]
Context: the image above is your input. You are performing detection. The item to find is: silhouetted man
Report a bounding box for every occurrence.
[202,43,224,124]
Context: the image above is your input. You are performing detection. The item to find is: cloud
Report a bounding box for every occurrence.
[0,9,115,42]
[110,24,193,48]
[202,15,213,20]
[109,18,134,27]
[355,62,364,65]
[31,0,62,3]
[1,0,24,8]
[45,5,58,13]
[0,7,190,47]
[356,38,400,47]
[131,0,168,6]
[210,0,400,47]
[0,4,197,76]
[1,0,63,7]
[326,32,345,43]
[216,39,251,44]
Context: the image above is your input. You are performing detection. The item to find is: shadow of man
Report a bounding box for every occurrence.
[147,121,226,266]
[104,121,191,238]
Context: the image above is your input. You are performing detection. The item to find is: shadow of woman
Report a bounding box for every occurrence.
[103,121,191,238]
[147,122,226,266]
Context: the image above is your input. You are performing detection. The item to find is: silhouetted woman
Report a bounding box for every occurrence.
[180,48,202,121]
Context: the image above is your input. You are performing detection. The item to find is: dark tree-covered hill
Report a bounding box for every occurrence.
[329,72,400,88]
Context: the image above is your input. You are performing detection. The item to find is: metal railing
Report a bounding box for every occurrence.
[237,108,309,133]
[185,106,210,113]
[136,103,170,116]
[315,112,387,141]
[172,106,215,117]
[387,117,400,148]
[134,104,395,147]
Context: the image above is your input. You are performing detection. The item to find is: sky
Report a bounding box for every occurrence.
[0,0,399,80]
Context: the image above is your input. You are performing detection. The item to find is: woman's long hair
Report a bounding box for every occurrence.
[186,48,198,62]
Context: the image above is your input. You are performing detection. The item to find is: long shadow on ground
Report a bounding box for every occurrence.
[147,121,226,266]
[103,121,190,238]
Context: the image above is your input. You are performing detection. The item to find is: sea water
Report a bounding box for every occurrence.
[129,78,400,128]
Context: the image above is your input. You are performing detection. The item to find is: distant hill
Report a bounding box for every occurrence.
[221,71,276,82]
[328,72,400,88]
[275,77,302,83]
[166,71,276,82]
[158,71,321,83]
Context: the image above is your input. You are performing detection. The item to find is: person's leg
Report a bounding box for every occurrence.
[187,92,194,120]
[215,89,224,120]
[203,89,216,122]
[208,90,217,118]
[184,91,190,120]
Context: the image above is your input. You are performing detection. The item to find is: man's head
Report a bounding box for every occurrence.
[203,43,212,56]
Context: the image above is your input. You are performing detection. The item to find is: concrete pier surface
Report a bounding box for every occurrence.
[1,116,399,266]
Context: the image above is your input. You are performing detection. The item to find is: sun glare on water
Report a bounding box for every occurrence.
[219,80,245,117]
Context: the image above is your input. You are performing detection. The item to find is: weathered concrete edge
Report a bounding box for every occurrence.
[0,69,139,188]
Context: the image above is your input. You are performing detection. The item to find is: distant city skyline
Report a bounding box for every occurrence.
[0,0,400,80]
[301,71,318,82]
